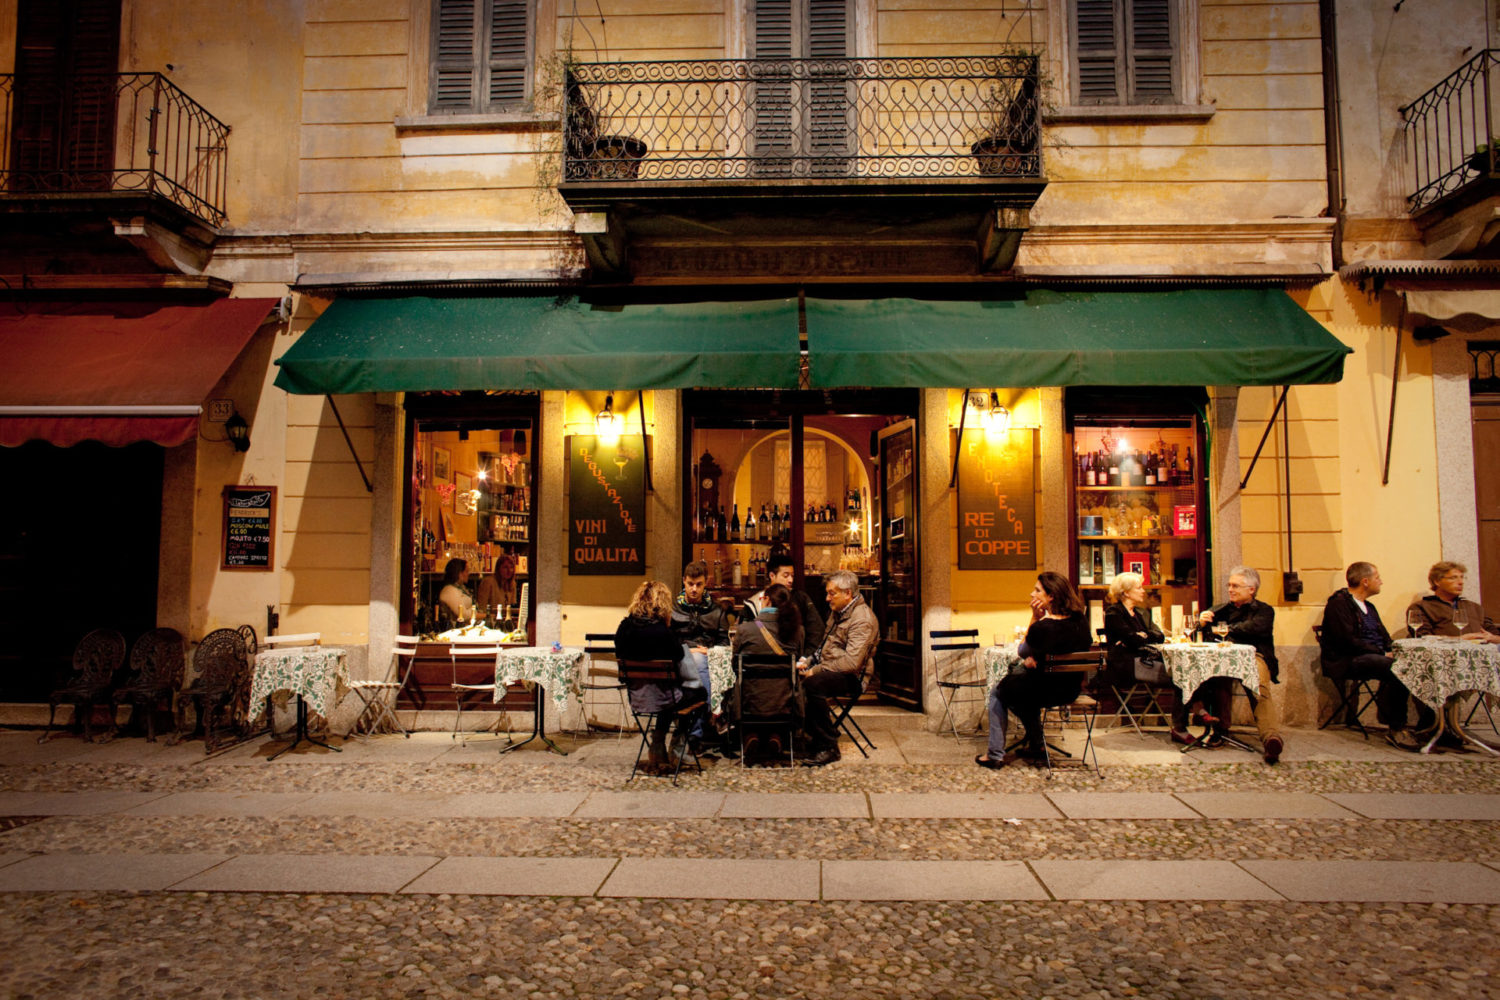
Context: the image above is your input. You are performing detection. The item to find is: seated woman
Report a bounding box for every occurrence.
[437,558,474,626]
[615,580,705,775]
[976,571,1093,768]
[475,553,519,622]
[730,584,805,754]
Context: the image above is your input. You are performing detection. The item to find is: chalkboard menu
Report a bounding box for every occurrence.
[221,485,276,570]
[568,435,646,576]
[957,429,1036,570]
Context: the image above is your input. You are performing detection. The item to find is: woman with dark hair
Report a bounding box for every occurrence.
[976,571,1092,768]
[616,580,703,774]
[730,583,805,759]
[438,558,473,624]
[733,583,805,659]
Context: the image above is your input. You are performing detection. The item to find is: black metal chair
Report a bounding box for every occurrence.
[112,628,185,742]
[931,628,986,740]
[39,629,127,743]
[1098,628,1174,737]
[828,669,878,758]
[1315,625,1380,739]
[1034,648,1106,778]
[174,627,254,752]
[735,651,800,766]
[617,658,706,783]
[576,632,630,738]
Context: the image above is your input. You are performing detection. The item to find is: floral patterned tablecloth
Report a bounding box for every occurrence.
[250,647,349,725]
[493,646,584,714]
[1153,642,1258,699]
[1391,637,1500,709]
[983,643,1025,691]
[705,645,739,716]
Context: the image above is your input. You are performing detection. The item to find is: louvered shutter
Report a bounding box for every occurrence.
[751,0,795,163]
[487,0,530,106]
[1126,0,1176,104]
[12,0,119,183]
[432,0,480,111]
[1073,0,1122,105]
[805,0,852,170]
[65,0,121,179]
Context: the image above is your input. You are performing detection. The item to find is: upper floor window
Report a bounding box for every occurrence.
[429,0,534,113]
[1071,0,1177,106]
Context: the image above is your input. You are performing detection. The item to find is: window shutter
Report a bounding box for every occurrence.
[1074,0,1121,104]
[487,0,530,106]
[805,0,852,165]
[753,0,794,59]
[1127,0,1176,104]
[13,0,119,178]
[806,0,850,59]
[432,0,480,111]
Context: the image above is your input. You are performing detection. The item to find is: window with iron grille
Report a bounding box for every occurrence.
[1071,0,1177,106]
[429,0,533,113]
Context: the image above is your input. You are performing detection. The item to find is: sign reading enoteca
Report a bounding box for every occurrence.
[568,434,646,575]
[957,428,1036,570]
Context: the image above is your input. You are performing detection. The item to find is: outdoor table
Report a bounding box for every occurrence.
[250,646,349,760]
[1391,637,1500,755]
[1152,641,1260,754]
[493,645,583,756]
[982,642,1025,691]
[704,645,739,716]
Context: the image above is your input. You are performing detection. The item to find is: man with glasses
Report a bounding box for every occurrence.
[1198,566,1285,764]
[1407,562,1500,642]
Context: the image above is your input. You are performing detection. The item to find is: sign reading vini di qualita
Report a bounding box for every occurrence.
[568,435,646,575]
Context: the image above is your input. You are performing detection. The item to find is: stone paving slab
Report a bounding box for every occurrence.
[0,734,102,764]
[1044,792,1201,819]
[822,860,1048,901]
[1174,792,1361,819]
[869,793,1063,819]
[1240,861,1500,903]
[402,856,618,896]
[0,853,32,870]
[123,791,319,817]
[600,858,820,900]
[572,792,726,818]
[1030,860,1284,900]
[0,853,231,891]
[1323,793,1500,820]
[0,790,168,815]
[720,793,868,818]
[170,854,441,893]
[291,791,587,818]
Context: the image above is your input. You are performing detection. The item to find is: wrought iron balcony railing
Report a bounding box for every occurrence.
[0,72,230,226]
[1401,49,1499,212]
[562,55,1040,184]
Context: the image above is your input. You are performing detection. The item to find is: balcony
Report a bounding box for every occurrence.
[1401,50,1500,248]
[558,55,1045,279]
[0,72,230,274]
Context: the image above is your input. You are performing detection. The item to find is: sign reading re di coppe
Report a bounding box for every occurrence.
[568,435,646,576]
[957,428,1036,571]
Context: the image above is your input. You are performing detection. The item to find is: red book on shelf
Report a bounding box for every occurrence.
[1122,551,1150,585]
[1173,505,1197,536]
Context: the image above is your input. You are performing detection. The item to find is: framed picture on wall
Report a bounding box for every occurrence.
[433,446,451,483]
[455,473,474,516]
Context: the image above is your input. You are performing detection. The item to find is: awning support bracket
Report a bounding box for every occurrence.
[639,390,654,493]
[326,394,373,494]
[1383,300,1407,487]
[949,389,970,489]
[1238,385,1289,492]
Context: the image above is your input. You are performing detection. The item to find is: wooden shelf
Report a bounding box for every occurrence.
[1075,484,1191,491]
[1078,535,1194,542]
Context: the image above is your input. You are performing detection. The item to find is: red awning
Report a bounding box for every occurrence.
[0,298,276,447]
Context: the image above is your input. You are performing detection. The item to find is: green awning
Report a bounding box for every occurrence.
[805,289,1351,387]
[273,295,801,393]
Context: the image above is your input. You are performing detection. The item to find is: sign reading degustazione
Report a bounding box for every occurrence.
[568,434,646,575]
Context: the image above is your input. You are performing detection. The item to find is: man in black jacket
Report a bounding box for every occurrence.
[745,552,825,657]
[669,561,731,753]
[1319,561,1434,750]
[1198,566,1284,764]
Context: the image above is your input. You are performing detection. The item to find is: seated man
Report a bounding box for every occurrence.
[669,561,732,753]
[1198,566,1285,765]
[1408,561,1500,642]
[796,569,877,767]
[745,552,825,657]
[1319,561,1434,750]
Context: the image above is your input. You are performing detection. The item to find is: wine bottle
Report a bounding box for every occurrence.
[744,505,755,541]
[717,505,727,541]
[759,504,770,541]
[730,503,741,542]
[1108,453,1120,487]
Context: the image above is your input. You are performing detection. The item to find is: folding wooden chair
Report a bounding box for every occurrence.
[449,640,506,747]
[931,628,986,740]
[1036,648,1105,778]
[344,634,416,740]
[617,658,705,783]
[576,633,630,738]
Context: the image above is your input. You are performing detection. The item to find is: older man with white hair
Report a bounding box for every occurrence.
[1198,565,1285,765]
[796,569,878,767]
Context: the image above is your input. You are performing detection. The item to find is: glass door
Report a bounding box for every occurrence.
[875,419,920,707]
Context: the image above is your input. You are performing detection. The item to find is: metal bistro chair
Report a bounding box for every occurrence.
[175,627,254,752]
[828,668,878,758]
[344,634,417,740]
[1314,624,1381,739]
[577,633,630,738]
[1034,648,1106,778]
[736,650,800,766]
[931,628,986,740]
[1099,628,1174,738]
[40,628,127,743]
[617,658,706,784]
[449,639,506,747]
[112,628,185,742]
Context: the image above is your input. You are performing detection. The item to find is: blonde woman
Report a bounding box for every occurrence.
[615,580,704,774]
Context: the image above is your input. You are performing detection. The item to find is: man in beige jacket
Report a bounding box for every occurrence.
[797,569,878,766]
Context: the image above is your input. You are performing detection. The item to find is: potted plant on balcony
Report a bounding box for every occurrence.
[970,58,1040,177]
[564,70,648,181]
[1469,140,1497,175]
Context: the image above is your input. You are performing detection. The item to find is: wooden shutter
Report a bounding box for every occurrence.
[752,0,794,58]
[751,0,795,162]
[805,0,852,170]
[487,0,531,106]
[1127,0,1176,104]
[432,0,481,111]
[1073,0,1122,105]
[11,0,120,182]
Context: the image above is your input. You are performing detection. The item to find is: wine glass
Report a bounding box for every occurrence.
[1212,623,1230,643]
[1453,610,1468,636]
[1406,607,1424,638]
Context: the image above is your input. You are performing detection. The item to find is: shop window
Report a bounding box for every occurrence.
[1067,388,1208,631]
[429,0,534,113]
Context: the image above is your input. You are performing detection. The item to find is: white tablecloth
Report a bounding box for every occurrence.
[493,646,584,713]
[250,647,349,724]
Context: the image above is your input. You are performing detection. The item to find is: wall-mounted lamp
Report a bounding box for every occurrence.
[987,394,1011,434]
[224,411,250,452]
[596,393,619,441]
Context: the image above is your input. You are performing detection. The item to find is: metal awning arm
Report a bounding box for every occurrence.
[639,390,654,492]
[326,394,373,493]
[1238,385,1289,492]
[950,389,970,489]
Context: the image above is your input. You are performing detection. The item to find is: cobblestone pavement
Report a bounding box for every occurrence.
[2,724,1499,999]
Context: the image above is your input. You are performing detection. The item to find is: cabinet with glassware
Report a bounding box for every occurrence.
[1067,392,1209,627]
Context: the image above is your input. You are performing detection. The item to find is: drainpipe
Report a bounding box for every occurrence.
[1320,0,1347,269]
